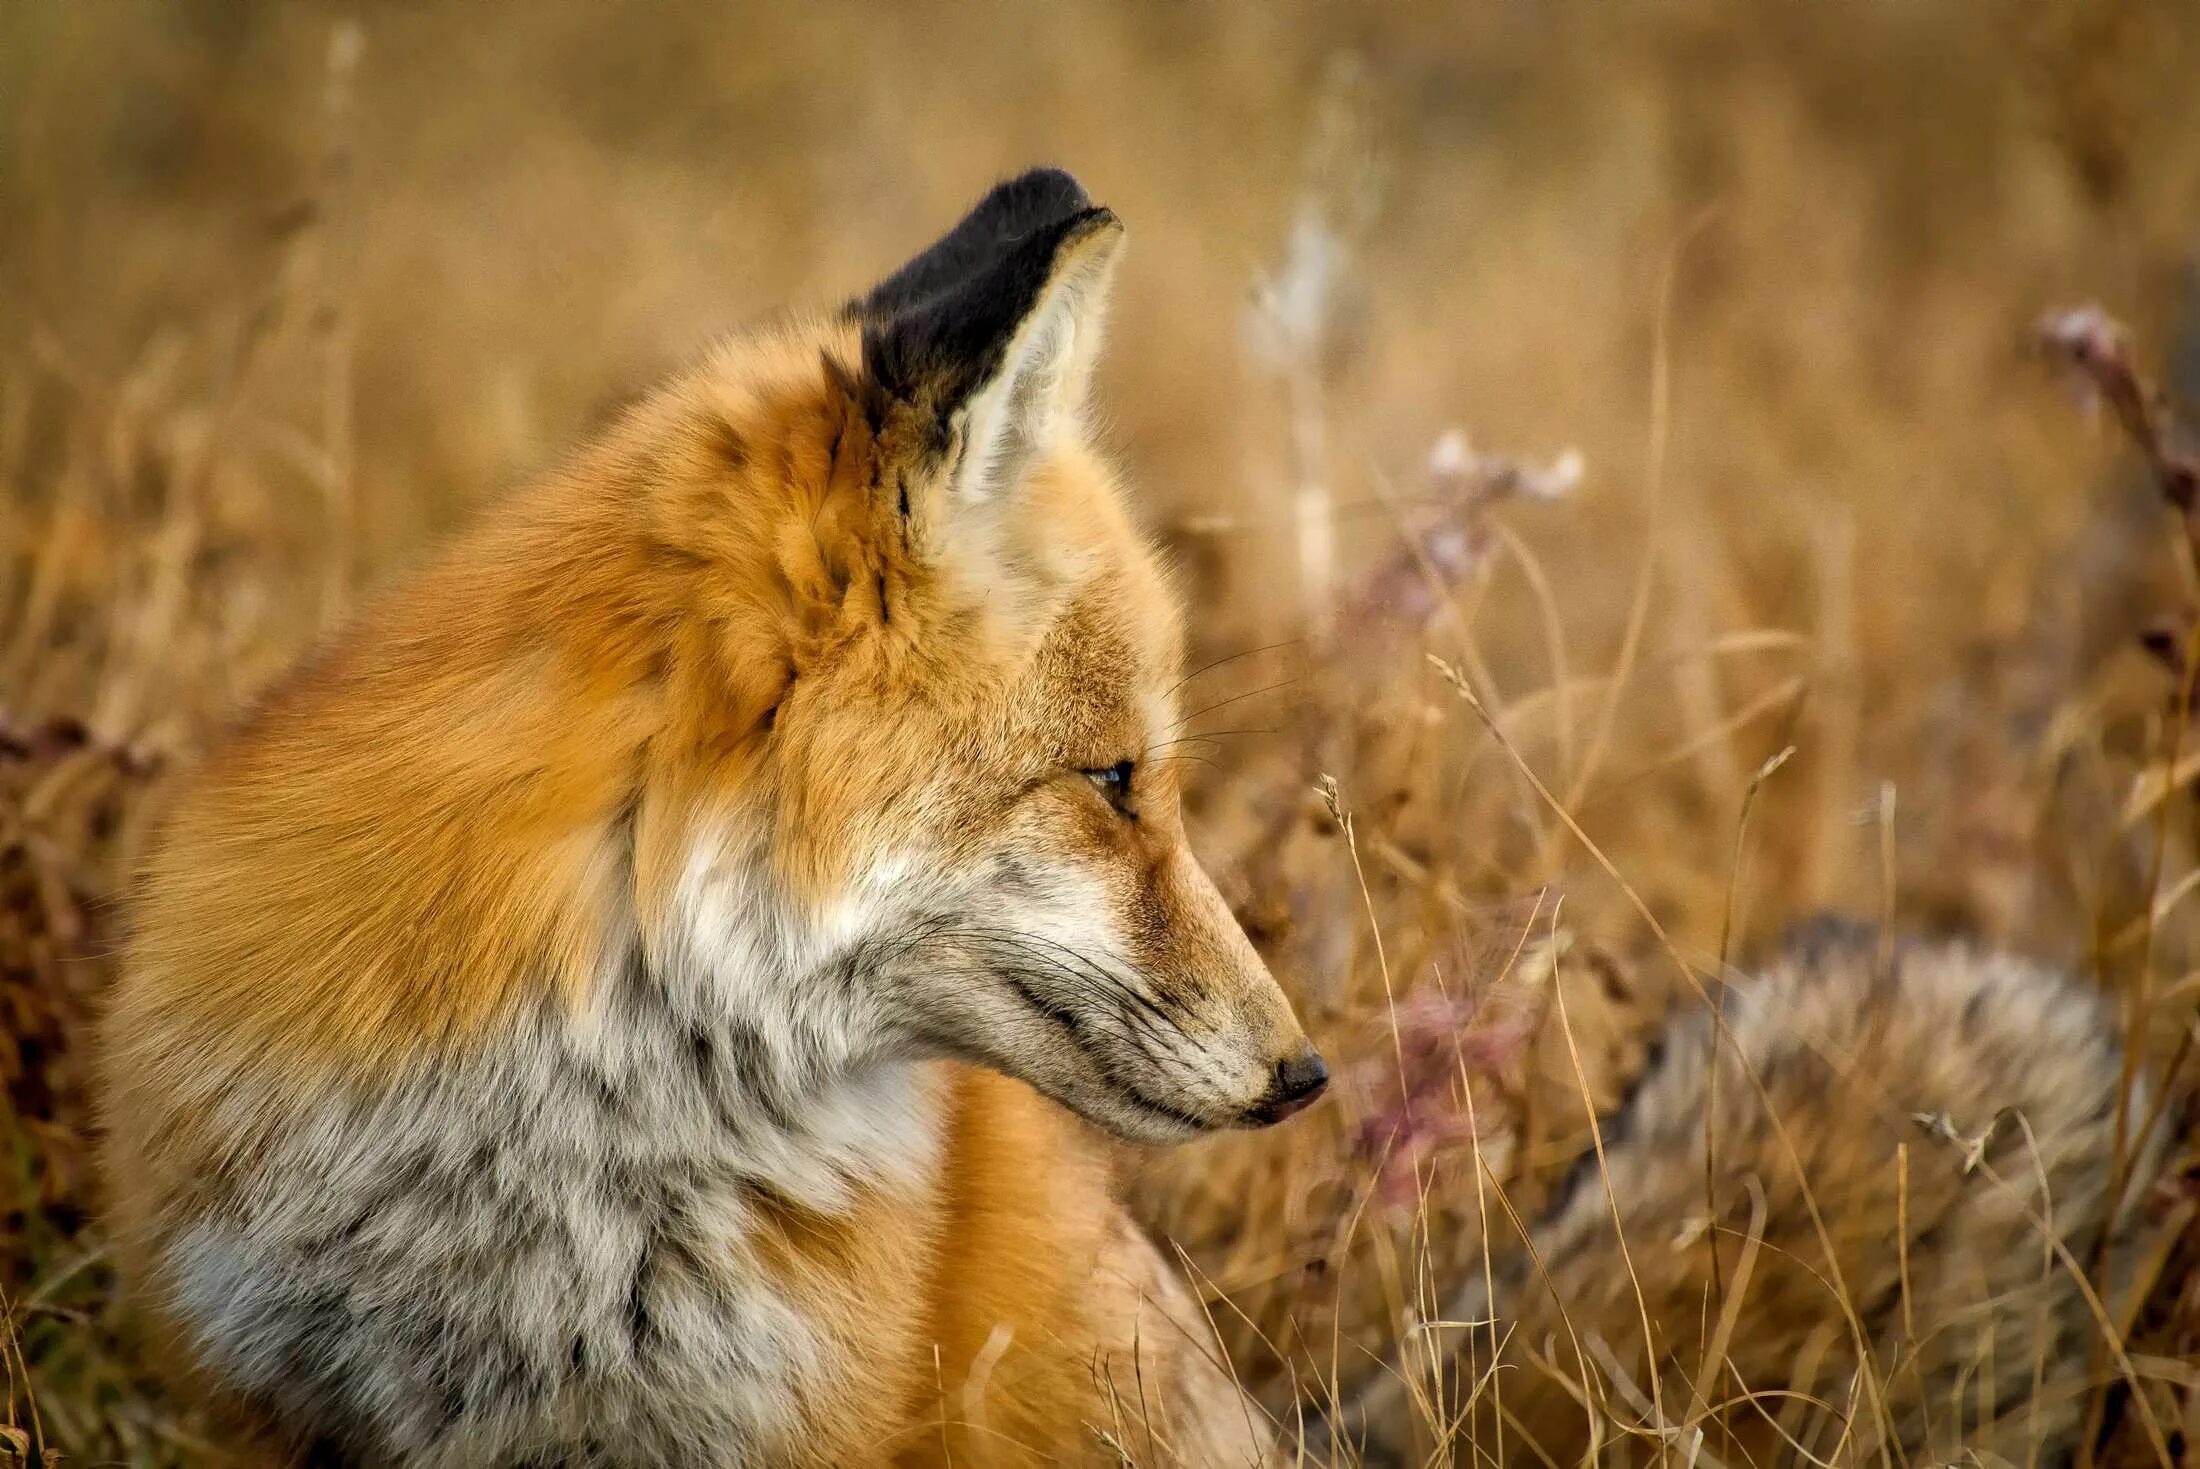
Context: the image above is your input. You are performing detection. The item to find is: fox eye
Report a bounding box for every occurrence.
[1081,759,1137,818]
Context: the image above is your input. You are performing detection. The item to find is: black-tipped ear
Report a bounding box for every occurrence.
[858,176,1123,504]
[854,167,1094,321]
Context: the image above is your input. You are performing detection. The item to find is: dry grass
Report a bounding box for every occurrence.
[5,2,2200,1464]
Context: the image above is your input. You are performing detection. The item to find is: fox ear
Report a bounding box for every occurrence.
[855,169,1124,507]
[856,167,1099,321]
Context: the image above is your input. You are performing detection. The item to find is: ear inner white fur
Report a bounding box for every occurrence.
[950,227,1123,505]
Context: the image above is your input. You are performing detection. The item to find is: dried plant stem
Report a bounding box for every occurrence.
[1802,512,1859,913]
[1320,778,1411,1127]
[1923,1143,2175,1469]
[1876,783,1898,980]
[1567,207,1718,817]
[1545,895,1674,1465]
[1436,896,1544,1466]
[1692,1178,1768,1460]
[2108,611,2200,1222]
[1707,744,1794,1363]
[2079,603,2200,1467]
[1455,1057,1505,1469]
[1494,521,1578,790]
[1894,1143,1917,1416]
[1430,651,1906,1468]
[2012,1112,2056,1469]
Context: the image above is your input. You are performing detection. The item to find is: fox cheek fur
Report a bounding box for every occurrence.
[884,806,1315,1144]
[97,168,1316,1467]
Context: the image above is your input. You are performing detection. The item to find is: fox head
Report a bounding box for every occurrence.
[125,169,1323,1148]
[604,168,1324,1141]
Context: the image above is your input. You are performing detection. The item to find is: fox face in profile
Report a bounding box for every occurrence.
[685,173,1324,1141]
[100,170,1315,1467]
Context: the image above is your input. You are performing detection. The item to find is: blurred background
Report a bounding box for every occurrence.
[6,2,2200,1463]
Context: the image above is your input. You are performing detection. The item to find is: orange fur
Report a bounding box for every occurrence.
[101,174,1307,1467]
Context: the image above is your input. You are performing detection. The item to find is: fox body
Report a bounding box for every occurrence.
[1346,925,2168,1466]
[99,171,1322,1467]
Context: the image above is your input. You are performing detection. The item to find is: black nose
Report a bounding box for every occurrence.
[1249,1048,1329,1125]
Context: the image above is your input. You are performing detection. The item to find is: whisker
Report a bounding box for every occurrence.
[936,927,1237,1107]
[1142,737,1221,756]
[1164,676,1302,734]
[887,921,1235,1102]
[988,931,1187,1033]
[1151,726,1278,748]
[1022,948,1232,1096]
[1144,734,1232,756]
[924,961,1174,1063]
[1143,755,1224,777]
[1165,638,1303,698]
[924,929,1181,1043]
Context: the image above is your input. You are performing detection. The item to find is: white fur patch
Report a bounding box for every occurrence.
[155,826,950,1467]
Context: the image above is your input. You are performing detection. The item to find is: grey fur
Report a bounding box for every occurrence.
[135,831,1261,1466]
[158,947,935,1468]
[1341,929,2171,1466]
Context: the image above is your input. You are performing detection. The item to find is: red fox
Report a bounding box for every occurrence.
[1331,922,2171,1467]
[97,169,1326,1468]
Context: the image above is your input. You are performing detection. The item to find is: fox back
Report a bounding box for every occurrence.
[99,169,1318,1467]
[1346,925,2168,1467]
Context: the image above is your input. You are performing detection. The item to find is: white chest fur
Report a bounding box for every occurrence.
[166,924,944,1468]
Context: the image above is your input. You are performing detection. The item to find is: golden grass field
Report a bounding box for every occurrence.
[6,2,2200,1464]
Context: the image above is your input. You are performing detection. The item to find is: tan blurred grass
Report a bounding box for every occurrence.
[5,1,2200,1464]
